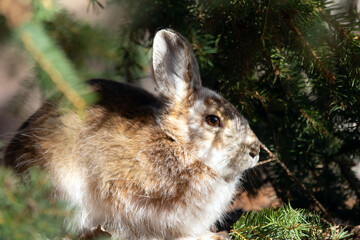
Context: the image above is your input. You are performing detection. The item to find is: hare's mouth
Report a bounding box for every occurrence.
[249,154,260,168]
[236,154,259,172]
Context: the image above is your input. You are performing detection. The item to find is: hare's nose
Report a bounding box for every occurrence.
[249,142,260,158]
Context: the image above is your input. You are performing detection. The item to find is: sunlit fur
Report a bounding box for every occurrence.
[4,29,260,240]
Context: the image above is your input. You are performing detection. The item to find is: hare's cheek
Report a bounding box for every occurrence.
[197,147,230,173]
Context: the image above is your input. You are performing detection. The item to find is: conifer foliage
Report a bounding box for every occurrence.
[230,204,352,240]
[0,168,69,239]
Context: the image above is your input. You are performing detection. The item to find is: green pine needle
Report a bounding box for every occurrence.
[17,22,97,110]
[0,167,71,240]
[230,204,352,240]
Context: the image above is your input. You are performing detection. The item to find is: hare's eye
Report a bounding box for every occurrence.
[205,115,221,127]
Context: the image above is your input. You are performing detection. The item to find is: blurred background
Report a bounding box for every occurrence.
[0,0,360,236]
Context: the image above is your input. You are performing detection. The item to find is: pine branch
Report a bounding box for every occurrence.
[230,204,352,240]
[299,109,329,136]
[0,167,71,239]
[19,23,93,110]
[1,0,98,110]
[284,15,336,84]
[256,157,277,167]
[258,142,335,224]
[254,89,333,222]
[319,8,360,79]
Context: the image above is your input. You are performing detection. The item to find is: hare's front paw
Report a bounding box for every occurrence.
[197,231,229,240]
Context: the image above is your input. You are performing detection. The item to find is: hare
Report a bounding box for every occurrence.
[4,29,260,240]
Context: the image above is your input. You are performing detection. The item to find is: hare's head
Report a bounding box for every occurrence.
[152,29,260,181]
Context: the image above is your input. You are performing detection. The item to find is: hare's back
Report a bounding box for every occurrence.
[4,79,161,171]
[88,79,161,118]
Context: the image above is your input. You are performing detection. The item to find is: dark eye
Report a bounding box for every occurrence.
[205,115,221,127]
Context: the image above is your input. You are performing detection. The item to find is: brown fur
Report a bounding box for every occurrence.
[4,29,259,240]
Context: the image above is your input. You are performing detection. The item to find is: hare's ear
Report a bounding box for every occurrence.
[152,29,201,103]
